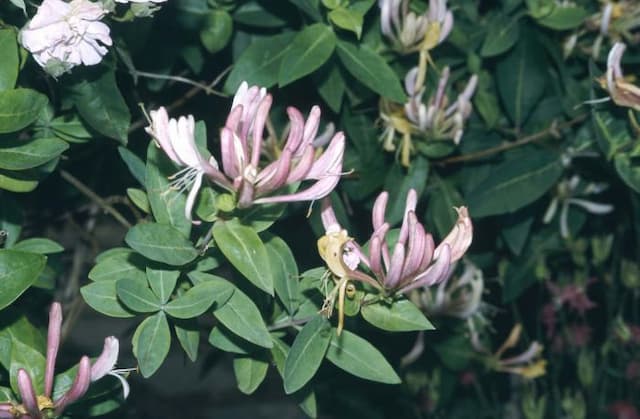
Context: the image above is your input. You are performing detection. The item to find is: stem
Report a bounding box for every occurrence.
[131,70,227,98]
[60,170,132,229]
[267,316,315,331]
[436,114,588,166]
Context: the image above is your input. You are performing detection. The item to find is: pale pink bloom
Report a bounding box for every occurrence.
[546,280,597,315]
[604,42,640,111]
[149,82,346,216]
[320,189,472,294]
[421,260,483,319]
[404,66,478,145]
[19,0,112,76]
[379,0,453,53]
[0,303,127,418]
[609,401,640,419]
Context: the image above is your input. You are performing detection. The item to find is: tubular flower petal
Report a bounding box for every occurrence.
[4,303,129,418]
[148,82,346,216]
[19,0,112,76]
[378,0,453,53]
[318,189,473,295]
[603,42,640,111]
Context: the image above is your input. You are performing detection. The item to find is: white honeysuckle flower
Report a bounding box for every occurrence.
[19,0,112,77]
[543,175,613,239]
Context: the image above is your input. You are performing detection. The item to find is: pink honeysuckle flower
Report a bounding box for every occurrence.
[319,188,472,294]
[546,279,597,316]
[19,0,112,77]
[603,42,640,111]
[0,303,128,418]
[147,82,345,216]
[379,0,453,53]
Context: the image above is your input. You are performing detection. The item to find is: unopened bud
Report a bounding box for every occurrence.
[215,193,236,213]
[577,350,594,388]
[621,259,640,289]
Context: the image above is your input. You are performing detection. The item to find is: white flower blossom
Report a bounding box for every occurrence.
[19,0,112,76]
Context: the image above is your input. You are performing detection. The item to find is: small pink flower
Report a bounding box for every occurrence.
[319,189,472,294]
[547,280,597,315]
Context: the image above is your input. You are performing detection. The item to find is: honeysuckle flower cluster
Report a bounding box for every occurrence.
[379,0,453,53]
[543,175,613,239]
[602,42,640,112]
[469,322,547,379]
[146,82,345,220]
[19,0,112,77]
[318,188,472,332]
[380,65,478,166]
[417,260,484,319]
[0,303,128,419]
[586,1,640,58]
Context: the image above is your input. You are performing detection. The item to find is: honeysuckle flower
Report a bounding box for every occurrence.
[115,0,166,2]
[586,1,640,58]
[19,0,112,77]
[543,175,613,239]
[148,82,345,217]
[546,279,597,315]
[602,42,640,111]
[419,260,484,319]
[380,65,477,166]
[0,303,128,419]
[379,0,453,53]
[470,322,547,379]
[317,189,472,333]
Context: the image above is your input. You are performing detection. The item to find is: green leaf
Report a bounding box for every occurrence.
[466,150,563,217]
[480,15,520,57]
[283,316,331,394]
[0,89,48,134]
[118,147,146,187]
[132,311,171,378]
[233,1,287,27]
[264,234,300,314]
[361,300,434,332]
[288,0,322,21]
[336,41,406,103]
[125,222,198,266]
[496,31,547,128]
[88,250,146,282]
[208,325,255,354]
[615,154,640,194]
[383,157,430,225]
[326,329,401,384]
[127,188,150,213]
[0,194,22,247]
[502,230,561,302]
[0,250,46,310]
[501,210,535,255]
[69,68,131,143]
[213,284,272,348]
[329,7,363,38]
[10,339,45,394]
[116,278,161,313]
[0,138,68,170]
[279,24,337,87]
[146,268,179,304]
[0,29,19,91]
[81,281,136,318]
[315,60,345,113]
[593,110,633,159]
[432,333,474,370]
[200,10,233,53]
[536,6,587,30]
[427,178,464,238]
[212,219,273,294]
[164,280,234,319]
[11,238,63,254]
[174,319,199,362]
[145,143,191,236]
[233,354,269,394]
[224,33,295,93]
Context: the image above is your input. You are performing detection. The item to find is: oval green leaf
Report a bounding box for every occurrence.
[0,89,48,134]
[279,23,336,87]
[212,219,273,294]
[116,278,161,313]
[0,250,46,310]
[361,300,434,332]
[283,315,331,394]
[326,329,401,384]
[125,222,198,266]
[164,279,234,319]
[133,311,171,378]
